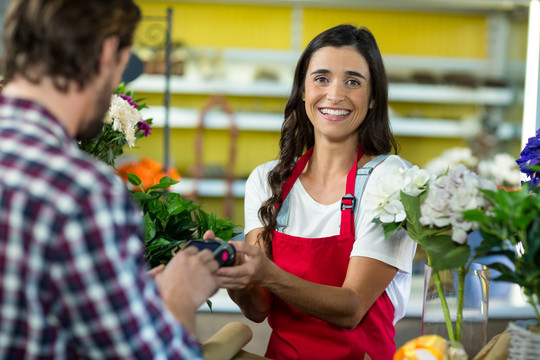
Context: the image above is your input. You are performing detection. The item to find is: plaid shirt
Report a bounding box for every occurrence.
[0,97,202,359]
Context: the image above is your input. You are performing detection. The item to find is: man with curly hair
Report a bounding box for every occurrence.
[0,1,219,358]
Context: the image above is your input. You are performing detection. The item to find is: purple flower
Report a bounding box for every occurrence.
[137,120,152,137]
[516,129,540,185]
[118,94,138,109]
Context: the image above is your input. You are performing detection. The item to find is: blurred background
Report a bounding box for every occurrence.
[121,0,530,227]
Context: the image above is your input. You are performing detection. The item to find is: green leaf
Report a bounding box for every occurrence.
[130,191,153,202]
[148,176,179,191]
[144,213,157,242]
[423,235,470,272]
[381,221,402,239]
[147,237,170,250]
[127,173,142,186]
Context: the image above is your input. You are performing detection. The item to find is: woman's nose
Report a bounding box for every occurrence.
[326,82,344,103]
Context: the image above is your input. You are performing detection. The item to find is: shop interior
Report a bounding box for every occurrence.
[113,0,540,355]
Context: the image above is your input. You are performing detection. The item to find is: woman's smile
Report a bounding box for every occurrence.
[319,107,353,121]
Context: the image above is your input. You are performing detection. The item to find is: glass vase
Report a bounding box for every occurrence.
[422,263,490,358]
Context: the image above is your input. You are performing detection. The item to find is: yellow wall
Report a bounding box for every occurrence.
[135,1,291,49]
[128,1,525,225]
[303,9,487,57]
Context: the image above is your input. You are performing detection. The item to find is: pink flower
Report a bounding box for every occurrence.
[137,120,152,137]
[118,94,138,109]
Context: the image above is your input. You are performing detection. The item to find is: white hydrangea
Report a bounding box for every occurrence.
[401,165,433,197]
[365,165,432,224]
[105,94,142,147]
[477,153,522,187]
[424,147,478,176]
[419,164,496,244]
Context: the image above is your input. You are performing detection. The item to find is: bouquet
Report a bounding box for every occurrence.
[464,129,540,330]
[366,164,496,343]
[79,83,152,166]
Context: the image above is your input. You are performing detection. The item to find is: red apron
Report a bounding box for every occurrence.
[265,146,395,360]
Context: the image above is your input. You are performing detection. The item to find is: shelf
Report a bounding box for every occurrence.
[128,74,514,106]
[129,74,292,97]
[171,178,246,198]
[388,83,513,105]
[142,106,497,138]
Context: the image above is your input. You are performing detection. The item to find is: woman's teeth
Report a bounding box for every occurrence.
[320,108,351,116]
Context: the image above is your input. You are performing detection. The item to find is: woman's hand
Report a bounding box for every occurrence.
[216,238,273,323]
[216,241,272,289]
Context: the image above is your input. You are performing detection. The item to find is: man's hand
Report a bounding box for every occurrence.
[153,245,220,334]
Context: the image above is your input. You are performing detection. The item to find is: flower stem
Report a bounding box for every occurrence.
[455,266,466,342]
[427,257,456,342]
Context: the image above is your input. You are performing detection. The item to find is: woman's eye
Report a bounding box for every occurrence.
[347,79,361,86]
[314,77,328,84]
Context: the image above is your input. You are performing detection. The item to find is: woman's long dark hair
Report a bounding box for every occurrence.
[257,24,398,257]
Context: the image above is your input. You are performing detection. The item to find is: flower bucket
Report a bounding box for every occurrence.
[507,320,540,360]
[422,263,490,358]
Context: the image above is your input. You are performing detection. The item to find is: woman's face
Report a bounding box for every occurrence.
[303,45,373,145]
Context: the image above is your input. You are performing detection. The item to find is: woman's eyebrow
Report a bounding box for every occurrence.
[346,70,367,80]
[310,69,330,76]
[309,68,366,80]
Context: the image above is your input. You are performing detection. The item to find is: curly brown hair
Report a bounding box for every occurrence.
[0,0,141,92]
[257,24,398,257]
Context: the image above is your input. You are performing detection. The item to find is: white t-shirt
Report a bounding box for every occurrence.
[244,155,417,324]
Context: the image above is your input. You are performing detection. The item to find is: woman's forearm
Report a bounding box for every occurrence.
[259,257,397,329]
[227,285,272,323]
[221,242,397,328]
[261,261,367,328]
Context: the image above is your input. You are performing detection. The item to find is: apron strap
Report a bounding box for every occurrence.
[354,154,389,214]
[339,146,364,237]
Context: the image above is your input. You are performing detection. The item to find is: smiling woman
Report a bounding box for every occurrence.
[304,46,373,146]
[219,24,416,360]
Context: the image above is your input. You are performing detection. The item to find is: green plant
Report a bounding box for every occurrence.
[127,174,241,268]
[464,184,540,328]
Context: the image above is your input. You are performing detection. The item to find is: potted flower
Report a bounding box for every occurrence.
[463,130,540,359]
[366,164,496,357]
[126,174,240,268]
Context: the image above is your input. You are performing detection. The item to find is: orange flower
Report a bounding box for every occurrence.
[394,335,448,360]
[117,157,180,191]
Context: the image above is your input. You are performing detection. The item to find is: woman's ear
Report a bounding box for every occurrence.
[369,99,375,109]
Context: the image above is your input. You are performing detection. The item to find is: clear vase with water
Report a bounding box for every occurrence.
[422,263,490,358]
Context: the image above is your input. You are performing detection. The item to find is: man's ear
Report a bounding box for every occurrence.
[99,36,121,75]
